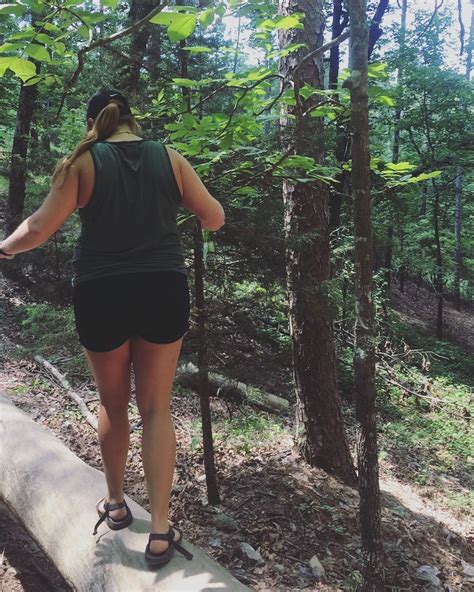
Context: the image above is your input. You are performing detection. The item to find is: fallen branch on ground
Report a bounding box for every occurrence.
[33,355,98,430]
[176,362,289,414]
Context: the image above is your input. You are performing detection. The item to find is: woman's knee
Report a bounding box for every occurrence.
[137,399,171,421]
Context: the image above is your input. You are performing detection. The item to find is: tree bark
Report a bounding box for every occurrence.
[385,0,407,297]
[453,1,473,309]
[432,182,444,339]
[6,76,38,236]
[114,0,161,96]
[193,221,220,505]
[348,0,385,587]
[278,0,356,486]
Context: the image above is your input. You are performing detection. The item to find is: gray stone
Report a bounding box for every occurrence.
[415,565,442,587]
[239,542,265,565]
[463,562,474,583]
[212,511,239,532]
[309,554,326,580]
[0,393,251,592]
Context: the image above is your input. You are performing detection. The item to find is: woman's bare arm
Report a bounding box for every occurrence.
[166,147,225,231]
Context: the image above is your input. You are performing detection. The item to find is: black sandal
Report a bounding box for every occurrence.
[145,525,193,567]
[93,496,134,535]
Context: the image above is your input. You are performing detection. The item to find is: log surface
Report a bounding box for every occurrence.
[0,392,250,592]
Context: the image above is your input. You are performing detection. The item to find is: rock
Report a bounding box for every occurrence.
[239,542,265,566]
[212,512,239,532]
[309,555,326,580]
[463,562,474,583]
[209,536,222,548]
[298,564,314,578]
[274,563,285,573]
[415,565,442,587]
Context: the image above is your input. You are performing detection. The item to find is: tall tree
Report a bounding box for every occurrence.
[454,0,473,309]
[347,0,385,587]
[278,0,356,486]
[113,0,161,96]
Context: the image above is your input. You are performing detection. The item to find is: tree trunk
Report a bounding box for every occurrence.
[114,0,160,96]
[193,221,220,505]
[432,182,443,340]
[453,1,473,309]
[348,0,385,587]
[384,0,407,301]
[278,0,356,486]
[453,166,462,310]
[6,77,38,236]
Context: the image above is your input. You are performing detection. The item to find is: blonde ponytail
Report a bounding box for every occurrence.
[51,101,140,187]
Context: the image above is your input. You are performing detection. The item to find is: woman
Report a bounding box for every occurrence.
[0,89,225,567]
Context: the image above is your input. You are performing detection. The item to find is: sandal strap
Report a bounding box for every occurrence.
[106,500,127,511]
[93,507,109,535]
[149,526,193,560]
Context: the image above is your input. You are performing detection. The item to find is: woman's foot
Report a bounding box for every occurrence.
[149,524,182,555]
[97,496,128,521]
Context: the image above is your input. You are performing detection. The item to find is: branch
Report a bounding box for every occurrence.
[34,355,98,431]
[56,0,172,118]
[292,30,350,81]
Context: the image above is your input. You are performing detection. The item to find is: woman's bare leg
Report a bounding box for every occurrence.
[84,340,132,520]
[130,335,184,553]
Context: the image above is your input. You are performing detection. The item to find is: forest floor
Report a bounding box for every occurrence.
[391,278,474,354]
[0,271,473,592]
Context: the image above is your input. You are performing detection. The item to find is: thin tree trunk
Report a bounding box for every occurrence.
[348,0,385,586]
[453,166,463,309]
[278,0,356,486]
[385,0,407,298]
[193,221,220,505]
[432,182,443,340]
[453,0,473,309]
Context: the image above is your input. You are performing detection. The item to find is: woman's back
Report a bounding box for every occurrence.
[72,139,187,287]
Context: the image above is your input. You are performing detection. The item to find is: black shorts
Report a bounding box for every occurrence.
[72,271,190,352]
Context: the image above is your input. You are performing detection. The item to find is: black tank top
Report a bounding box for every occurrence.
[71,139,187,287]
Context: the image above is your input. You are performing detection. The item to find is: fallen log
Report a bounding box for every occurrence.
[0,392,251,592]
[176,362,290,414]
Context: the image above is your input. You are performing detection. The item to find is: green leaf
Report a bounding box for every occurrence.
[23,75,41,86]
[26,44,50,62]
[377,94,395,107]
[182,113,196,129]
[77,25,90,40]
[150,11,177,25]
[53,41,66,55]
[101,0,119,7]
[267,42,307,59]
[0,42,23,53]
[172,77,199,87]
[182,45,212,53]
[36,33,54,45]
[408,171,442,183]
[198,8,214,27]
[386,161,416,172]
[0,57,37,82]
[220,132,233,150]
[258,14,304,30]
[0,3,25,16]
[7,30,36,41]
[44,23,61,33]
[168,14,196,41]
